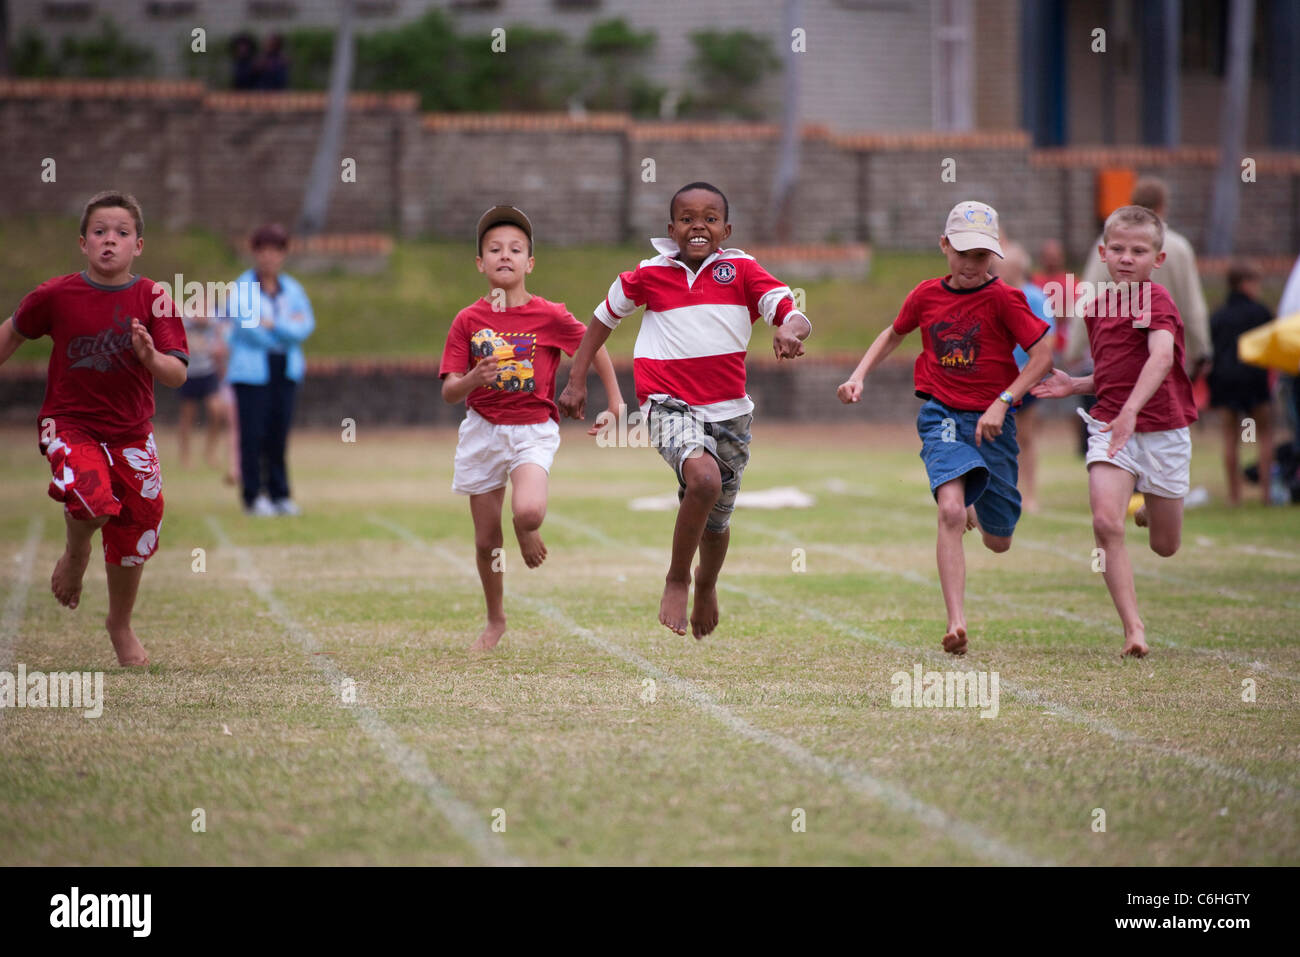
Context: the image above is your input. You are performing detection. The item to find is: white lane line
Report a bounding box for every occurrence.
[0,515,45,677]
[1032,509,1300,562]
[823,479,1300,609]
[1009,538,1300,678]
[1015,537,1291,609]
[811,488,1300,674]
[778,526,1300,681]
[1230,543,1300,561]
[207,517,522,867]
[529,599,1049,867]
[544,511,1298,802]
[370,514,1054,866]
[738,522,1294,800]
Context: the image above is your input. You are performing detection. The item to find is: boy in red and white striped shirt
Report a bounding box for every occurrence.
[559,183,811,639]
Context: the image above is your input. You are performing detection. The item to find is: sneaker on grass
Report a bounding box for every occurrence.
[246,495,277,517]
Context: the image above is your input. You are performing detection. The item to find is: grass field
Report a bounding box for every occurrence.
[4,215,1276,366]
[0,216,927,363]
[0,420,1297,866]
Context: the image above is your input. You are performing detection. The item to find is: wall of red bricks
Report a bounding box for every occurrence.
[2,80,1298,263]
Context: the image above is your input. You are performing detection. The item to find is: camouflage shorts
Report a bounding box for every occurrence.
[647,397,752,533]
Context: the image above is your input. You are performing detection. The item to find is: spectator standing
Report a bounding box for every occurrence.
[224,224,315,516]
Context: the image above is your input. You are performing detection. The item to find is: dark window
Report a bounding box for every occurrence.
[1178,0,1268,78]
[247,0,298,18]
[146,1,198,17]
[42,1,94,20]
[834,0,913,8]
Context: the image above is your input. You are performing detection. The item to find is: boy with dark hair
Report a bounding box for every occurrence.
[559,182,811,639]
[442,205,621,651]
[0,190,188,666]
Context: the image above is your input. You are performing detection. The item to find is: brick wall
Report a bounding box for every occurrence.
[424,114,628,246]
[1,79,1298,266]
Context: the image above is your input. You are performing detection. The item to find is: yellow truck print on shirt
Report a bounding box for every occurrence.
[470,328,537,393]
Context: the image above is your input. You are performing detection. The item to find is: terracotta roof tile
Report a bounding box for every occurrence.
[0,78,204,99]
[833,130,1031,150]
[205,91,418,111]
[423,112,629,132]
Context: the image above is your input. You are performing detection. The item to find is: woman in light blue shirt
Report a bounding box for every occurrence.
[225,224,315,515]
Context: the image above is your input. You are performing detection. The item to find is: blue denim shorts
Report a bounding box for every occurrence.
[916,397,1021,537]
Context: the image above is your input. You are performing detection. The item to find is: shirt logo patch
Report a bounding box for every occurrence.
[68,309,136,373]
[931,314,981,371]
[712,262,736,284]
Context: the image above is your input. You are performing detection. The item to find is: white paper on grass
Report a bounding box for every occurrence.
[629,486,816,512]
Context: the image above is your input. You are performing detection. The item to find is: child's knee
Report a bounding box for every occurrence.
[475,529,504,554]
[982,533,1012,553]
[682,456,722,500]
[1150,535,1179,558]
[512,501,546,531]
[1092,512,1125,542]
[937,498,967,530]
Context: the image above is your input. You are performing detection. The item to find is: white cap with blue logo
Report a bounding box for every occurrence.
[944,201,1004,258]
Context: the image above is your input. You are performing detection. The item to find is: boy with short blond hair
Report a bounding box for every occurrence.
[440,205,621,651]
[559,182,811,639]
[838,201,1053,655]
[1032,204,1197,657]
[0,190,189,666]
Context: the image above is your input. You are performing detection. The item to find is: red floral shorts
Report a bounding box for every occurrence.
[43,429,165,567]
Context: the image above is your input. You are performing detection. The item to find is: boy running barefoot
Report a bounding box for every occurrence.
[1032,205,1197,658]
[0,191,188,666]
[838,201,1052,655]
[440,206,621,651]
[558,182,811,639]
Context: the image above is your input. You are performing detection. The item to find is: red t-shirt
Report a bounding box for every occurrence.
[892,277,1050,412]
[1085,282,1198,432]
[13,272,189,443]
[439,296,588,425]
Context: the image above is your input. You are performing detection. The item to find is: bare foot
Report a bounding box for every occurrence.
[659,577,690,636]
[964,506,978,532]
[107,620,150,666]
[1121,630,1149,658]
[1133,505,1149,528]
[516,526,548,569]
[51,546,91,609]
[223,471,238,487]
[942,625,968,655]
[689,568,719,640]
[470,617,507,651]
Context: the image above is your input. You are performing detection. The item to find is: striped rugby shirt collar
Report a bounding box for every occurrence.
[648,237,752,286]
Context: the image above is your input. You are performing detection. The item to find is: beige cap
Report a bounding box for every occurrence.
[476,205,533,247]
[944,201,1004,258]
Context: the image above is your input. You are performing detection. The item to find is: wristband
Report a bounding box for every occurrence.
[998,390,1014,405]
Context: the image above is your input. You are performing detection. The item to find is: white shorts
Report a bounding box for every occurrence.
[452,408,561,495]
[1079,408,1191,499]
